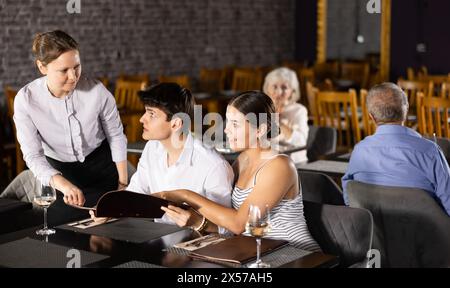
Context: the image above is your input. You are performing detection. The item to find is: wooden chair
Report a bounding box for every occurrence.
[114,79,147,162]
[406,66,428,81]
[114,79,147,113]
[441,82,450,99]
[417,74,450,97]
[314,89,362,151]
[0,113,15,185]
[360,89,376,137]
[118,73,150,83]
[199,68,225,93]
[340,62,370,89]
[4,86,26,175]
[397,79,434,128]
[158,75,191,90]
[298,68,315,109]
[305,81,318,122]
[231,68,262,92]
[97,77,109,89]
[417,74,450,88]
[313,61,339,83]
[417,92,450,138]
[281,61,305,72]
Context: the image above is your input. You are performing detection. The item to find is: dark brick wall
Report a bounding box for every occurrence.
[0,0,296,99]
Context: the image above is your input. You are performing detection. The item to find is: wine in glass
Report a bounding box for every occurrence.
[34,184,57,235]
[246,205,271,268]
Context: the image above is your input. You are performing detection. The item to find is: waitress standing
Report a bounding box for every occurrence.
[13,30,128,224]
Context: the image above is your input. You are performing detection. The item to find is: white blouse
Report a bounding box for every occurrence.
[277,103,309,164]
[14,76,127,186]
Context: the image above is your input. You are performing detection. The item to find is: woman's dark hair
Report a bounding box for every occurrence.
[138,82,195,122]
[229,90,279,139]
[32,30,79,65]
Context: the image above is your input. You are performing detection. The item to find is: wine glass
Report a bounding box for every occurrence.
[34,184,57,235]
[246,205,272,268]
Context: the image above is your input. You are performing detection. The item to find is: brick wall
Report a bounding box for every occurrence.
[0,0,296,98]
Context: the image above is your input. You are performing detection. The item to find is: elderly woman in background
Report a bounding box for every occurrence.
[263,67,309,164]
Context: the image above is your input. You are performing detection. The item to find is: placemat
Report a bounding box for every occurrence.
[166,244,312,268]
[57,218,185,243]
[0,237,108,268]
[114,260,165,268]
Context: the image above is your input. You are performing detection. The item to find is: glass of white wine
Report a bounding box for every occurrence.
[34,184,57,235]
[246,205,271,268]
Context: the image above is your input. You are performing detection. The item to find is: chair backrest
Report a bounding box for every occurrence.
[231,68,262,92]
[340,62,370,89]
[360,89,376,137]
[313,61,339,83]
[158,75,191,90]
[417,74,450,92]
[118,73,150,83]
[97,77,109,89]
[306,125,337,162]
[5,86,16,119]
[298,170,344,205]
[397,79,433,105]
[417,92,450,138]
[347,181,450,268]
[298,68,315,110]
[199,68,226,93]
[303,200,373,267]
[305,81,318,121]
[441,82,450,99]
[406,66,428,81]
[314,89,361,150]
[114,79,146,112]
[4,86,26,174]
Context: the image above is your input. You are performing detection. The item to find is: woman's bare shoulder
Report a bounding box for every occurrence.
[261,154,296,177]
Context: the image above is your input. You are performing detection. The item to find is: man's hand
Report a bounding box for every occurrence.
[51,175,85,206]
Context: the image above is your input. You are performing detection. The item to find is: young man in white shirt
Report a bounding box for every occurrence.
[126,83,233,231]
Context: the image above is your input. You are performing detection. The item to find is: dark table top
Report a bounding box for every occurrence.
[0,220,338,268]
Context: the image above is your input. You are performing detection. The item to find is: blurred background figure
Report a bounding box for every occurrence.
[263,67,309,164]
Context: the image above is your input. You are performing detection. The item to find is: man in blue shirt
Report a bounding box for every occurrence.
[342,82,450,216]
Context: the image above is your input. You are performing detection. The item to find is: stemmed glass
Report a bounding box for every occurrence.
[246,205,272,268]
[34,183,57,235]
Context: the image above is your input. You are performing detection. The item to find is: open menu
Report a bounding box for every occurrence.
[68,190,185,218]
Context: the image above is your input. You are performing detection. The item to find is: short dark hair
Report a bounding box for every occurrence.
[138,82,194,122]
[32,30,79,65]
[229,90,279,139]
[367,82,409,124]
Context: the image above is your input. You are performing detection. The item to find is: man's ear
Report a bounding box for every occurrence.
[36,60,47,75]
[170,117,183,132]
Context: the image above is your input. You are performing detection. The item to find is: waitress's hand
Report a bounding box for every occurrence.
[51,174,85,206]
[89,210,110,224]
[161,205,200,228]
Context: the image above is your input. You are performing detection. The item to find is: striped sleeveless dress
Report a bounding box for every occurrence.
[232,157,321,252]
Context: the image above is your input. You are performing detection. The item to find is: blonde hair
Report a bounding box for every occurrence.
[263,67,300,105]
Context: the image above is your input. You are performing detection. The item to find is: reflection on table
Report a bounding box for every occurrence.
[0,218,338,268]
